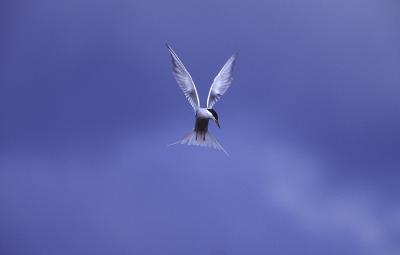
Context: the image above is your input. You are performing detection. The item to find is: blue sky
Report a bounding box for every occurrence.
[1,0,400,254]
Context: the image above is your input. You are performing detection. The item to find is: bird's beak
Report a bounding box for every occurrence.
[215,119,220,128]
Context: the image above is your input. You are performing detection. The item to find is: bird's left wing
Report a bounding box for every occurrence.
[166,44,200,111]
[206,54,236,109]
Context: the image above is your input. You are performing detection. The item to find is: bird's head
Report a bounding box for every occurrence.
[207,109,220,128]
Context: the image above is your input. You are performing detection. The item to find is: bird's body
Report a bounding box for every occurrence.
[196,108,214,119]
[166,44,236,154]
[194,108,213,141]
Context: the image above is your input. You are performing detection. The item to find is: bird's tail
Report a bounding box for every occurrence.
[169,130,228,155]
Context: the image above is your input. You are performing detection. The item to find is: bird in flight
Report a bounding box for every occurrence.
[166,43,236,155]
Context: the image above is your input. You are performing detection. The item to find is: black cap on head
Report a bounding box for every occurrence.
[207,108,219,120]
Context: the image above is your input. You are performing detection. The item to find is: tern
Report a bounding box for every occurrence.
[166,44,236,154]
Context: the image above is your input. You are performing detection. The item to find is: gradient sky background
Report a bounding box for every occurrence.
[1,0,400,254]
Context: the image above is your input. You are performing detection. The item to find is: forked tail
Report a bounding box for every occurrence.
[169,130,228,155]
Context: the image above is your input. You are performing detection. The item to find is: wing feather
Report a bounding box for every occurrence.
[166,44,200,111]
[206,54,236,108]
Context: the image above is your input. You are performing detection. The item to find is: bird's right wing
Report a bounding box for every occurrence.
[166,44,200,111]
[206,54,236,109]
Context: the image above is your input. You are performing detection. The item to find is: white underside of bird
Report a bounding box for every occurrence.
[166,44,236,155]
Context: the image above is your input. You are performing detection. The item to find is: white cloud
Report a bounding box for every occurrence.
[259,144,400,255]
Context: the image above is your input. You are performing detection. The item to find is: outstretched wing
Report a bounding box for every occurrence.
[166,44,200,111]
[206,54,236,109]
